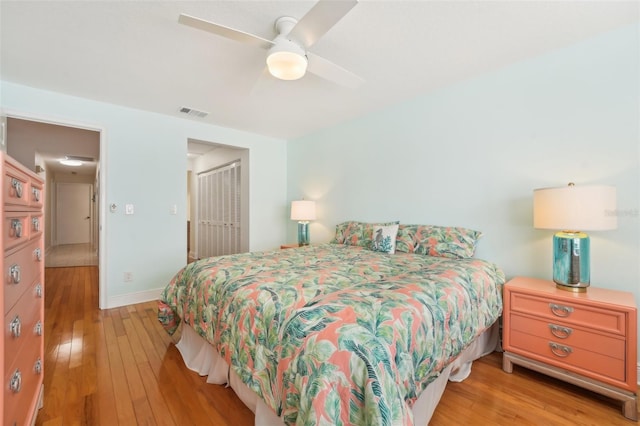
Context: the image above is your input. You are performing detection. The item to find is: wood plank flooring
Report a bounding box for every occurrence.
[36,266,638,425]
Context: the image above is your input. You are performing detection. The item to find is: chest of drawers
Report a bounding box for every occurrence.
[502,276,637,420]
[1,152,45,426]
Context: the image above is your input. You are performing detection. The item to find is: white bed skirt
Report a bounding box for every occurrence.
[176,322,499,425]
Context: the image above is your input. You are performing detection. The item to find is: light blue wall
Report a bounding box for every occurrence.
[1,82,288,308]
[288,24,639,339]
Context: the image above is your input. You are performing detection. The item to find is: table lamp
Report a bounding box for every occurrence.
[290,200,316,246]
[533,183,616,292]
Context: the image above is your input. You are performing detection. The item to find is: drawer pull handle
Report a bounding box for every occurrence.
[9,370,22,393]
[34,321,43,336]
[32,217,40,231]
[549,324,572,339]
[11,219,23,238]
[549,342,573,358]
[35,283,43,298]
[32,187,41,202]
[34,247,42,261]
[10,316,21,338]
[549,303,573,317]
[9,264,21,284]
[34,358,42,375]
[11,178,23,198]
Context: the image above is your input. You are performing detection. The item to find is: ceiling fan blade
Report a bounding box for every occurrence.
[288,0,358,48]
[307,52,364,89]
[178,14,274,50]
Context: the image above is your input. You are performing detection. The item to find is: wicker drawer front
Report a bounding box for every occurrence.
[509,292,626,336]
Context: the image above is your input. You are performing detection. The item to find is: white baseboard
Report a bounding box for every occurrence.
[105,287,164,309]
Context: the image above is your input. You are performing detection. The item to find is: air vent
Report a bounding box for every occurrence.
[179,106,209,118]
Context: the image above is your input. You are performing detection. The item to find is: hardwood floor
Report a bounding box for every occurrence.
[36,266,638,425]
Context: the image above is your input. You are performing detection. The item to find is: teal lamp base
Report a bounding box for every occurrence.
[552,231,590,292]
[297,221,310,246]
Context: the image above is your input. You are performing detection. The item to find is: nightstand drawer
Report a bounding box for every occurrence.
[509,329,626,383]
[509,313,624,359]
[509,292,626,336]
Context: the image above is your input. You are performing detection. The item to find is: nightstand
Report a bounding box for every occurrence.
[280,244,302,249]
[502,276,638,420]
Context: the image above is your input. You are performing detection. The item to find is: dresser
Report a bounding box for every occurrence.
[502,276,638,420]
[1,152,45,425]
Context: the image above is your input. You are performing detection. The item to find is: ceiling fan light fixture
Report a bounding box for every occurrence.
[267,44,308,81]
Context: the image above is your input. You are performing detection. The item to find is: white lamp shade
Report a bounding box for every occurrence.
[291,200,316,221]
[533,184,617,231]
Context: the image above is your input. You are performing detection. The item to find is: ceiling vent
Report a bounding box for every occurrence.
[179,106,209,118]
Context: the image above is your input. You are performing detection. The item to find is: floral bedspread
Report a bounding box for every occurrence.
[158,244,504,425]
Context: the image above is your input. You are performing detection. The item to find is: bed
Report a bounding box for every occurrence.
[158,222,505,425]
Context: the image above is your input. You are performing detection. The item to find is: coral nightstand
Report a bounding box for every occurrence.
[502,276,638,420]
[280,244,302,249]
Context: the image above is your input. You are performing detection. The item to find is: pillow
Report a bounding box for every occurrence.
[395,224,482,259]
[331,221,399,248]
[370,224,399,254]
[331,221,364,245]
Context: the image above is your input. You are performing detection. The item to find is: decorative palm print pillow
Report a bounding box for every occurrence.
[395,224,482,259]
[332,221,399,248]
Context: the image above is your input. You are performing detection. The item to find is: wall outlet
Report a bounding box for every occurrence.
[123,272,133,282]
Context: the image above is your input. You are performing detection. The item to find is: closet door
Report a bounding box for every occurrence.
[197,161,241,259]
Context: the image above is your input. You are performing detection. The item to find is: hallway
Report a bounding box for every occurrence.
[46,243,98,268]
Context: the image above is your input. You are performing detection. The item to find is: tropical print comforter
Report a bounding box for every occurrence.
[158,243,504,426]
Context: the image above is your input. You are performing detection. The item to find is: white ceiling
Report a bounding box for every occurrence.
[1,1,638,141]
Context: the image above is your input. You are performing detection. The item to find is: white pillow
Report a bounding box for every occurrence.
[370,224,399,254]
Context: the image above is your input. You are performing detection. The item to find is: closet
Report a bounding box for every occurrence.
[197,160,241,259]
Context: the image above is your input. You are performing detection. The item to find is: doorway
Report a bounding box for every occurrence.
[46,182,98,268]
[5,116,103,297]
[197,160,242,258]
[187,139,249,261]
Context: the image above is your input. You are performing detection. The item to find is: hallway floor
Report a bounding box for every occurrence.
[46,243,98,267]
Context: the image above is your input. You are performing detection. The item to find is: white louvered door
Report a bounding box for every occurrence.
[197,161,241,259]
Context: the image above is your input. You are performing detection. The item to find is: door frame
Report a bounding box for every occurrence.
[3,109,107,308]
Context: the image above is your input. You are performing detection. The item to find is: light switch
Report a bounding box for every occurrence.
[125,204,134,215]
[170,204,177,215]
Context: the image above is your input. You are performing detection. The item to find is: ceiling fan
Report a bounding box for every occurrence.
[178,0,364,89]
